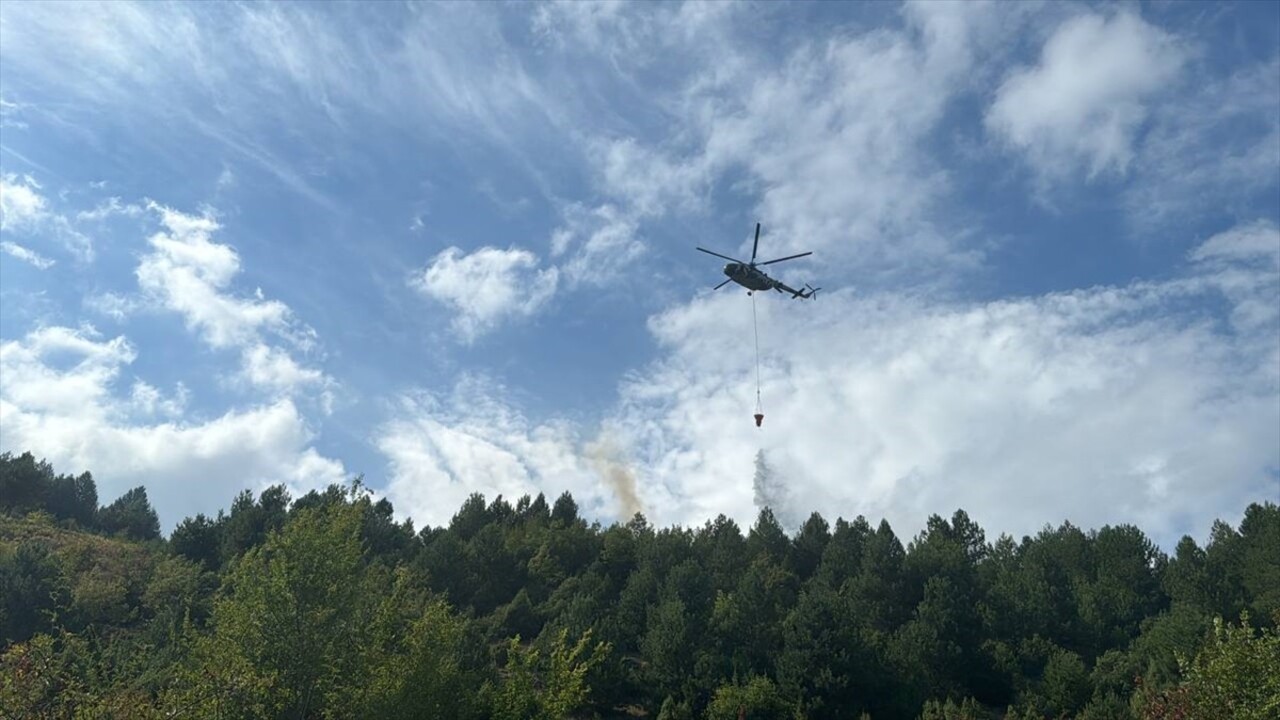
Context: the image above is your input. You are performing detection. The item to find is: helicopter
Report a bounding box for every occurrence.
[697,223,819,299]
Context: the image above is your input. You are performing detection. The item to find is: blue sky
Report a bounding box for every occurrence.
[1,1,1276,547]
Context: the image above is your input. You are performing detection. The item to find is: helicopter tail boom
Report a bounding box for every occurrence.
[793,284,819,300]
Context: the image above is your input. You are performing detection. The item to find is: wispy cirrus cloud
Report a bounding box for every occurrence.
[0,2,571,212]
[84,292,141,322]
[532,0,1022,287]
[1126,57,1280,230]
[1,241,54,269]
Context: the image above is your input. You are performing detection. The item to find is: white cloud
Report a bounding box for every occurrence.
[1191,219,1280,268]
[126,202,335,406]
[378,377,628,528]
[216,166,235,191]
[0,95,28,129]
[532,1,647,55]
[76,196,144,222]
[1189,220,1280,336]
[0,325,136,417]
[1,240,54,269]
[84,292,141,322]
[595,138,709,218]
[1127,58,1280,229]
[0,172,94,260]
[0,173,46,231]
[0,325,345,530]
[136,206,287,348]
[549,203,644,288]
[410,245,559,343]
[238,343,332,411]
[129,380,188,419]
[986,11,1187,179]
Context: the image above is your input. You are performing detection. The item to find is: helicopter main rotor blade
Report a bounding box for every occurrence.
[712,278,733,291]
[757,251,813,266]
[697,247,746,264]
[751,222,761,264]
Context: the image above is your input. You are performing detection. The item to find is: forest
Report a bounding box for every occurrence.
[1,450,1277,719]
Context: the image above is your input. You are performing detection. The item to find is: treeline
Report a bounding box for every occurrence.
[1,450,1278,719]
[0,451,160,541]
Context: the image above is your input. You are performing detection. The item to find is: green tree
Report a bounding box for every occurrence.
[1162,535,1210,613]
[0,632,92,719]
[551,491,580,527]
[198,501,368,718]
[45,472,97,527]
[1203,520,1247,621]
[704,675,793,720]
[169,513,222,570]
[815,516,871,588]
[747,507,791,566]
[219,486,290,563]
[658,694,695,720]
[790,512,831,581]
[918,697,988,719]
[1128,603,1210,687]
[1040,648,1091,717]
[1237,503,1280,624]
[902,511,990,701]
[1133,613,1280,720]
[1078,524,1167,655]
[643,596,694,701]
[777,579,874,718]
[1181,614,1280,720]
[694,514,748,597]
[360,495,416,565]
[711,555,797,677]
[352,595,485,719]
[98,487,160,541]
[0,540,69,643]
[485,628,610,720]
[847,519,908,634]
[0,452,53,515]
[143,555,215,644]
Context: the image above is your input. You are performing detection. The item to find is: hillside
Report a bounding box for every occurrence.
[2,451,1278,719]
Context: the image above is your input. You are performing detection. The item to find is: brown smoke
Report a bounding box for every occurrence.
[585,432,643,520]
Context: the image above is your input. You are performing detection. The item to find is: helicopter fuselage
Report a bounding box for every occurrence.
[723,263,774,291]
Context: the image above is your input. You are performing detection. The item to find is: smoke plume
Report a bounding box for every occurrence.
[586,432,643,521]
[752,449,799,530]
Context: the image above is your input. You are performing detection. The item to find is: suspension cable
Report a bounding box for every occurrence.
[752,291,762,413]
